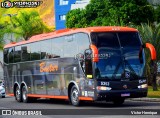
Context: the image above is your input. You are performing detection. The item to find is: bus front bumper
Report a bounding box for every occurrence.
[96,88,147,101]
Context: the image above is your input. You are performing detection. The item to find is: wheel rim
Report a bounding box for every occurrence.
[71,88,79,103]
[16,88,20,100]
[22,87,27,100]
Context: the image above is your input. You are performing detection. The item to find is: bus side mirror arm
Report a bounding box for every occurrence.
[90,44,99,62]
[144,43,156,61]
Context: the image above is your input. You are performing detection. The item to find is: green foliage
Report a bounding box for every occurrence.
[66,0,155,28]
[155,5,160,23]
[66,9,88,28]
[10,10,52,40]
[138,23,160,61]
[0,18,9,49]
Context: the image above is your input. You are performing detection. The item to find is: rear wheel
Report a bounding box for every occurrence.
[22,86,36,103]
[15,86,22,102]
[70,85,80,106]
[113,98,125,105]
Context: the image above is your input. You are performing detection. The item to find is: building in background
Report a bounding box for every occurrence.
[54,0,90,30]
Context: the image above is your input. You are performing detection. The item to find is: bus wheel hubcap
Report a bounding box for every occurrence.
[16,89,20,100]
[72,89,78,103]
[23,88,27,100]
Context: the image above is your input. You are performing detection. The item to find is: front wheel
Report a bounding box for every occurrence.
[112,98,125,105]
[70,85,80,106]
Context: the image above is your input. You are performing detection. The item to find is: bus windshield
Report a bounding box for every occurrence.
[91,32,145,80]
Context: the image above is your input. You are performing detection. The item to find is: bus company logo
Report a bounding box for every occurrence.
[1,0,43,8]
[39,62,58,73]
[125,71,130,78]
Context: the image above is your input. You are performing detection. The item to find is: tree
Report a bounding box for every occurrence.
[8,10,52,40]
[155,5,160,23]
[66,0,155,28]
[0,18,8,49]
[138,23,160,91]
[66,9,88,28]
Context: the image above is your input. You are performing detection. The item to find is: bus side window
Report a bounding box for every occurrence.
[4,49,9,64]
[76,33,92,76]
[76,33,90,53]
[63,35,78,57]
[21,44,30,61]
[14,46,21,63]
[41,39,52,59]
[8,48,14,63]
[52,37,63,58]
[30,42,41,61]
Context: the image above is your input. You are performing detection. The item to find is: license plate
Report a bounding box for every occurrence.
[121,93,130,97]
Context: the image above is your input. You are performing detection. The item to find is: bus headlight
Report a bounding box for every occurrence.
[97,86,112,91]
[138,84,148,89]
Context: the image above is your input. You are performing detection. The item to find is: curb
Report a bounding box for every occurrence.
[129,97,160,102]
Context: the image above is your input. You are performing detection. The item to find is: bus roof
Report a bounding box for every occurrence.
[4,26,138,48]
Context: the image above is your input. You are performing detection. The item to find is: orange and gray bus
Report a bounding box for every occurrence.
[3,26,156,106]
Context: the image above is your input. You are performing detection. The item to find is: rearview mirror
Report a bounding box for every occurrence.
[90,44,99,62]
[84,49,92,60]
[76,53,84,61]
[145,43,156,60]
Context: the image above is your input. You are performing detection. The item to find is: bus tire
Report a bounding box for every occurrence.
[70,85,80,106]
[113,98,125,105]
[22,86,35,103]
[15,86,22,102]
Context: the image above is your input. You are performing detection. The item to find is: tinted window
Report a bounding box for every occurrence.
[76,33,90,53]
[30,42,40,60]
[8,48,14,63]
[63,35,78,57]
[41,39,52,59]
[52,37,64,58]
[4,49,8,63]
[118,32,141,47]
[91,32,119,48]
[14,46,21,62]
[21,44,30,61]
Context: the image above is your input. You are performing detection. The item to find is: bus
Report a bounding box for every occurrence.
[3,26,156,106]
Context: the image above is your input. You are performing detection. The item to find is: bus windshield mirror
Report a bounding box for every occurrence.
[76,53,84,61]
[89,45,99,62]
[84,49,92,60]
[145,43,156,61]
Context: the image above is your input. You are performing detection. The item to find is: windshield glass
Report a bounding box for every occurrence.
[91,32,144,80]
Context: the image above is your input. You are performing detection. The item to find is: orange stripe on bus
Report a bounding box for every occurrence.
[27,94,68,100]
[27,94,93,101]
[79,97,93,101]
[7,94,14,96]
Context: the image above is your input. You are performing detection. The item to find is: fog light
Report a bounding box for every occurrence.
[138,84,148,89]
[97,86,112,91]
